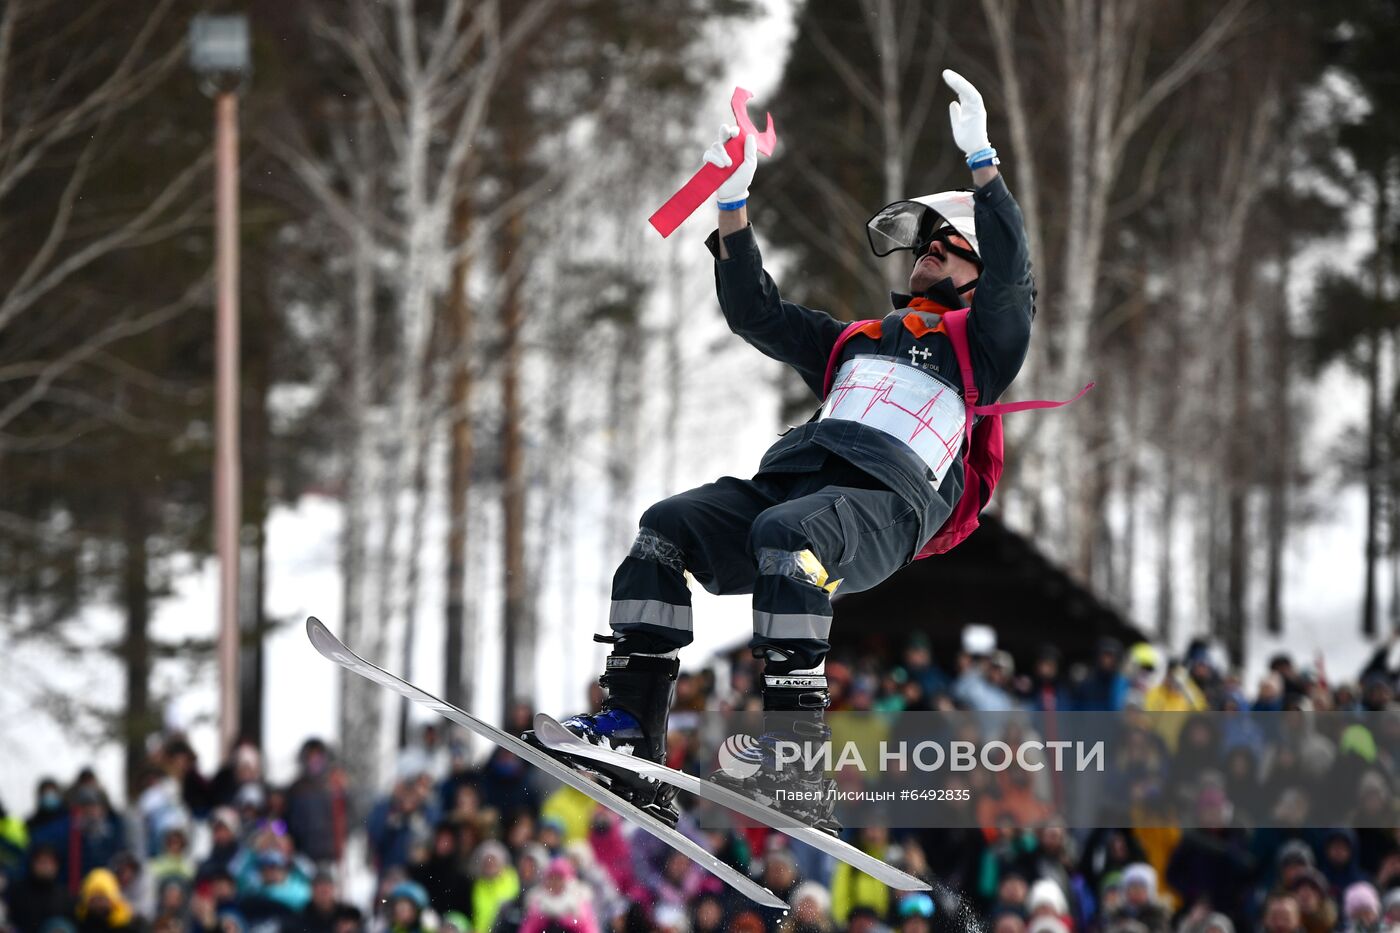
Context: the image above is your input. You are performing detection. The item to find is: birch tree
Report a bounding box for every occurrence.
[272,0,555,791]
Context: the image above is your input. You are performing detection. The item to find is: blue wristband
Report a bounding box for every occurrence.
[970,156,1000,170]
[966,146,997,167]
[718,198,747,211]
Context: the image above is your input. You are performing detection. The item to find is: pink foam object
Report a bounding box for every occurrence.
[648,87,777,238]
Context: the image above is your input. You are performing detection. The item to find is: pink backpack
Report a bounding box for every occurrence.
[821,309,1091,558]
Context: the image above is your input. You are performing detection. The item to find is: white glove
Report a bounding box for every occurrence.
[703,123,758,207]
[943,69,992,159]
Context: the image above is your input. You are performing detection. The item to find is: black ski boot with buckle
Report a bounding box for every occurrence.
[710,652,842,835]
[525,634,681,826]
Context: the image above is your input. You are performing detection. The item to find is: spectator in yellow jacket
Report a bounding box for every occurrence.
[1144,659,1207,751]
[832,826,894,924]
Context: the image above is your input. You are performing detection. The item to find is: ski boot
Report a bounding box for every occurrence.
[710,655,842,835]
[525,634,681,826]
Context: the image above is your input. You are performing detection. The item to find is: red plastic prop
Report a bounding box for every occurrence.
[648,87,777,238]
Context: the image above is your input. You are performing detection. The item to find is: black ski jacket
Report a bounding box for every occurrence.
[704,174,1035,549]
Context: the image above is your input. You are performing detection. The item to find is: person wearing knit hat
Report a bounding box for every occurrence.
[653,902,690,933]
[1098,870,1126,918]
[1342,881,1382,933]
[1027,879,1069,921]
[1107,863,1168,933]
[1274,839,1316,891]
[386,880,431,930]
[791,881,835,931]
[520,857,599,933]
[1122,863,1157,901]
[1277,839,1315,869]
[1286,868,1338,933]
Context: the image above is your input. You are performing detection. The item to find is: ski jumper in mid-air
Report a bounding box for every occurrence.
[536,71,1036,829]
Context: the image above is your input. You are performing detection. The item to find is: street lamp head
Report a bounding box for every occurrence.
[190,14,250,94]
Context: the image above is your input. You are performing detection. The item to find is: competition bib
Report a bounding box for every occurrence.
[818,355,966,485]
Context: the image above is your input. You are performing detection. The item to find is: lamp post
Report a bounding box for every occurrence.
[190,14,250,757]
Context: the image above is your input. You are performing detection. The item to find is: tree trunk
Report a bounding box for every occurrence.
[243,506,265,748]
[444,196,474,710]
[1363,326,1381,639]
[241,286,271,749]
[122,491,151,801]
[500,201,529,711]
[338,120,381,796]
[1363,161,1390,639]
[1156,453,1177,644]
[399,387,436,746]
[1390,328,1400,632]
[1264,246,1291,635]
[1224,284,1251,666]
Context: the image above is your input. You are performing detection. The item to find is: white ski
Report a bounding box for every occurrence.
[532,713,931,892]
[304,617,786,909]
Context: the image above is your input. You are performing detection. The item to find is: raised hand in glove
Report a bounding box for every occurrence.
[702,123,758,209]
[943,69,998,168]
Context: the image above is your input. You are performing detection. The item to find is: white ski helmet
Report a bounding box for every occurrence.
[866,190,980,262]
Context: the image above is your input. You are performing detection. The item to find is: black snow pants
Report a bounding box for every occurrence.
[608,452,922,672]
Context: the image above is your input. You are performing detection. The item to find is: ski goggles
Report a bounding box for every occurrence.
[866,199,982,267]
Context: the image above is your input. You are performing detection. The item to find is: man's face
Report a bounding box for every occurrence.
[1265,899,1300,933]
[908,231,978,296]
[695,899,723,930]
[391,899,417,926]
[999,876,1027,905]
[32,851,58,880]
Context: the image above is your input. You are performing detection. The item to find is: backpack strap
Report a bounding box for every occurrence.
[822,319,880,397]
[940,308,981,446]
[941,308,1093,434]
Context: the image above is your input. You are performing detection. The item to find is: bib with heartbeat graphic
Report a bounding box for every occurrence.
[818,354,966,485]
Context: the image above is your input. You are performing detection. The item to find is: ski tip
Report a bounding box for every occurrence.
[533,713,569,747]
[305,616,344,658]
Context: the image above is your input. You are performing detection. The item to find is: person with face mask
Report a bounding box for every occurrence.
[535,69,1038,832]
[27,779,67,834]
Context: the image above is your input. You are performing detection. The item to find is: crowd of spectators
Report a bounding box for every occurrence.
[2,627,1400,933]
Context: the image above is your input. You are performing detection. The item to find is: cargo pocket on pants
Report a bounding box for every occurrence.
[801,495,861,568]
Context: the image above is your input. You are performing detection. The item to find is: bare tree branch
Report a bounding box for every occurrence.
[0,282,205,432]
[0,150,212,333]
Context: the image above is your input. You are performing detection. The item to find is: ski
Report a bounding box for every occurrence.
[532,713,931,892]
[304,617,786,909]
